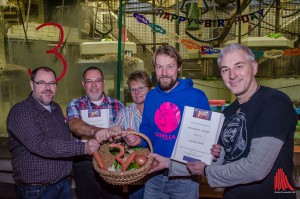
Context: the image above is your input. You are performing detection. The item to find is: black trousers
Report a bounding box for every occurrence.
[73,156,124,199]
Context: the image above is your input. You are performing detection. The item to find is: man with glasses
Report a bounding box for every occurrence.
[66,66,124,199]
[7,66,100,199]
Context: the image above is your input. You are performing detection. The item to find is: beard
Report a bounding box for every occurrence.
[157,75,178,91]
[87,91,102,101]
[33,90,54,106]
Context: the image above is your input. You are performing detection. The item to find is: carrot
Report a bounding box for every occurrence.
[93,151,108,171]
[122,152,137,171]
[109,143,138,171]
[109,143,125,167]
[109,143,125,158]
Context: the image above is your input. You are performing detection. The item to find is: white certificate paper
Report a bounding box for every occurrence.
[80,109,109,128]
[80,109,109,142]
[171,106,224,165]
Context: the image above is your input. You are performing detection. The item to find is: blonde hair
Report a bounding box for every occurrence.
[127,70,152,89]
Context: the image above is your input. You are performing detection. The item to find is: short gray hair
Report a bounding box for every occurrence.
[217,44,255,67]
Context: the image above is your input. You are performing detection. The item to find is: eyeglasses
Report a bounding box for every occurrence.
[84,79,103,86]
[34,81,57,87]
[129,86,147,93]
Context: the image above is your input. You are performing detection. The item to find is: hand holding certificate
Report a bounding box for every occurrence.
[80,109,110,142]
[171,106,224,165]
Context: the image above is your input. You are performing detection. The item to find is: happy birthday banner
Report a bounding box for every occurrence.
[155,8,265,28]
[132,12,218,54]
[133,12,220,54]
[133,12,300,57]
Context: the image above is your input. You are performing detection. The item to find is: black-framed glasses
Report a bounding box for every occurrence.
[34,81,57,87]
[84,79,103,86]
[129,86,147,93]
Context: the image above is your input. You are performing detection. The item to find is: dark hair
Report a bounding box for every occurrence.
[152,45,182,68]
[217,44,255,67]
[31,67,57,81]
[127,70,152,89]
[82,66,104,80]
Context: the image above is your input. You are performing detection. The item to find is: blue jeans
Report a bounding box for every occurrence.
[144,174,199,199]
[129,185,145,199]
[16,177,72,199]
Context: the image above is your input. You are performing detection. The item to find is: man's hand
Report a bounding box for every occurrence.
[211,144,221,161]
[186,161,206,176]
[185,144,220,175]
[108,126,123,141]
[148,153,170,174]
[122,129,142,146]
[94,126,123,143]
[94,128,111,143]
[84,139,100,155]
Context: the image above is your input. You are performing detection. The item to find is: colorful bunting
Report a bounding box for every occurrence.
[155,8,265,28]
[264,50,284,59]
[133,13,299,58]
[252,50,264,59]
[133,12,166,34]
[284,48,300,56]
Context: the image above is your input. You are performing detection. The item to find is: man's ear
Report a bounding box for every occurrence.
[30,81,34,91]
[252,61,258,76]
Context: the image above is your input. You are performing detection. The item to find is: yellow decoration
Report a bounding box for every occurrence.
[263,50,284,59]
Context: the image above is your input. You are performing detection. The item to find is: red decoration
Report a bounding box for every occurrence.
[284,48,300,56]
[28,22,67,82]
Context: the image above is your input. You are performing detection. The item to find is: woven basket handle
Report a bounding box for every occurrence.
[127,130,153,153]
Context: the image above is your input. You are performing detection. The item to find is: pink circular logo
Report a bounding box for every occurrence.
[154,102,181,133]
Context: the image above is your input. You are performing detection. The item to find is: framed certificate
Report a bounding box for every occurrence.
[171,106,224,165]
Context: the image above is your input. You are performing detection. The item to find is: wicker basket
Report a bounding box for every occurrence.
[93,131,153,185]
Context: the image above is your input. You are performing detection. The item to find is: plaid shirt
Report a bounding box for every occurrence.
[66,94,124,142]
[7,93,85,184]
